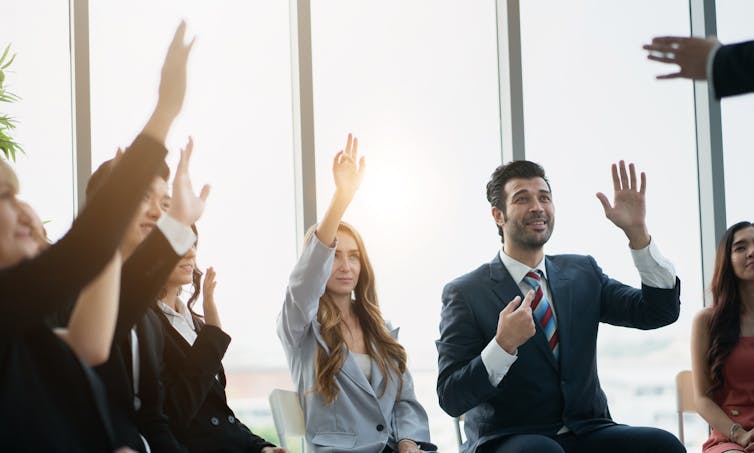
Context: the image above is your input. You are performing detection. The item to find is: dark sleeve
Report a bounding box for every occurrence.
[436,282,499,417]
[112,231,181,342]
[161,322,232,430]
[0,134,167,333]
[592,256,682,329]
[237,421,276,453]
[713,40,754,98]
[138,315,188,453]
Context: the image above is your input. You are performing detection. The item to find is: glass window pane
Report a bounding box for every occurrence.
[716,1,754,225]
[521,1,705,448]
[3,1,74,241]
[312,2,501,450]
[89,1,296,433]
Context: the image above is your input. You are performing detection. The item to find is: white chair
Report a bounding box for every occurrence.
[676,369,702,445]
[269,388,305,451]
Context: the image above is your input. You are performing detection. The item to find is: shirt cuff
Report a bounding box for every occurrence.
[481,338,517,386]
[630,238,676,289]
[156,215,196,255]
[706,42,722,98]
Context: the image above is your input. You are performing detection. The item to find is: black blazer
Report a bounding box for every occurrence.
[436,253,681,453]
[713,40,754,98]
[153,308,276,453]
[91,231,187,452]
[0,134,168,451]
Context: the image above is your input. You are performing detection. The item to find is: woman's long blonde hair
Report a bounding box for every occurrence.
[305,222,407,404]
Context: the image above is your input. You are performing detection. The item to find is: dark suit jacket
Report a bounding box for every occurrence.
[49,223,186,451]
[0,134,168,451]
[436,253,681,453]
[713,40,754,98]
[153,309,276,453]
[92,232,186,453]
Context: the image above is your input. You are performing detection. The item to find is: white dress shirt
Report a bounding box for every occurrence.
[157,297,198,345]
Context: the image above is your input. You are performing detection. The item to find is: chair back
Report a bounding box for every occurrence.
[676,370,695,444]
[269,388,305,450]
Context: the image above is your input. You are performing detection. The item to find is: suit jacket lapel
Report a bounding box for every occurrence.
[339,348,377,398]
[545,257,571,371]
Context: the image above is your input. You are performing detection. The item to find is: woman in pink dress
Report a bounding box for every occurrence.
[692,221,754,453]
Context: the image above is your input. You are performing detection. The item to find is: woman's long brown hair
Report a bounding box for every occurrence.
[305,223,407,405]
[707,221,754,394]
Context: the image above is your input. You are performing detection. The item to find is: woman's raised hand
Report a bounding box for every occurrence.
[333,133,365,201]
[202,266,222,328]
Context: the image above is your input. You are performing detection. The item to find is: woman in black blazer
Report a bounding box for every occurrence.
[152,225,284,453]
[0,22,194,452]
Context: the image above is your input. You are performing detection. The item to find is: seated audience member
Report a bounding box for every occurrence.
[47,21,206,452]
[278,134,436,453]
[0,31,179,448]
[691,221,754,453]
[436,160,684,452]
[152,222,285,453]
[643,36,754,98]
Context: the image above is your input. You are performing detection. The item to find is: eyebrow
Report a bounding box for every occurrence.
[732,239,751,247]
[511,188,551,197]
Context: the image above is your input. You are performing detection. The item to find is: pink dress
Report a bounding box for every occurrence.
[703,336,754,453]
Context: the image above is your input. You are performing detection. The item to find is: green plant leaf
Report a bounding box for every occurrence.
[0,45,9,67]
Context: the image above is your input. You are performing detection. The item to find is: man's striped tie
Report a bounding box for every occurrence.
[524,270,560,361]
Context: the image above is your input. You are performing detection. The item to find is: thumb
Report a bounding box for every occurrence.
[199,184,211,202]
[502,296,522,314]
[595,192,611,214]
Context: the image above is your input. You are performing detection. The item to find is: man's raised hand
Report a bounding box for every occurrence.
[167,136,210,226]
[596,161,650,250]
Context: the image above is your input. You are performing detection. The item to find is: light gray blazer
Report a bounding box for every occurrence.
[277,236,434,453]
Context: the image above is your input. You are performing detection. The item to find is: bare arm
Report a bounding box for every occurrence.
[315,133,365,245]
[55,251,122,365]
[691,309,753,447]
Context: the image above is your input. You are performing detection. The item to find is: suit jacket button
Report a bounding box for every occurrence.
[228,415,236,424]
[731,409,740,416]
[210,417,220,426]
[376,424,384,432]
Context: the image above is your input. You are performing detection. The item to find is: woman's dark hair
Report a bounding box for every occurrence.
[707,220,754,394]
[185,223,204,320]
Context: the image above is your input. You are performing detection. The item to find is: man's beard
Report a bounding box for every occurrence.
[506,213,553,250]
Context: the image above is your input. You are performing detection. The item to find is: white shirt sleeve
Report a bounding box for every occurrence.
[481,338,518,386]
[156,214,196,255]
[630,238,676,289]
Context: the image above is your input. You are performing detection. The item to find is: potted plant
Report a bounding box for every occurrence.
[0,44,23,161]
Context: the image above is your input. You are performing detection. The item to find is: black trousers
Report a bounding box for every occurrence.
[481,425,686,453]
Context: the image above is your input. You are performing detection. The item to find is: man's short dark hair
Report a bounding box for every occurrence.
[486,160,550,239]
[85,156,170,202]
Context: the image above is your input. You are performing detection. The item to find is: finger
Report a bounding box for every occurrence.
[628,162,637,192]
[639,171,646,194]
[502,296,522,314]
[520,290,535,309]
[596,192,612,213]
[618,160,629,191]
[333,150,344,170]
[184,135,194,154]
[345,133,353,158]
[176,148,189,176]
[358,156,366,179]
[170,20,187,50]
[646,54,677,64]
[656,71,683,80]
[610,163,620,193]
[651,36,688,46]
[199,184,211,202]
[352,136,359,160]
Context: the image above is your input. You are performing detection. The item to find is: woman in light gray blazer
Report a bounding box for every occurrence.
[277,134,436,453]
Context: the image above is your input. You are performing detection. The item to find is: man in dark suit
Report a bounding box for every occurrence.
[643,36,754,98]
[436,160,685,452]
